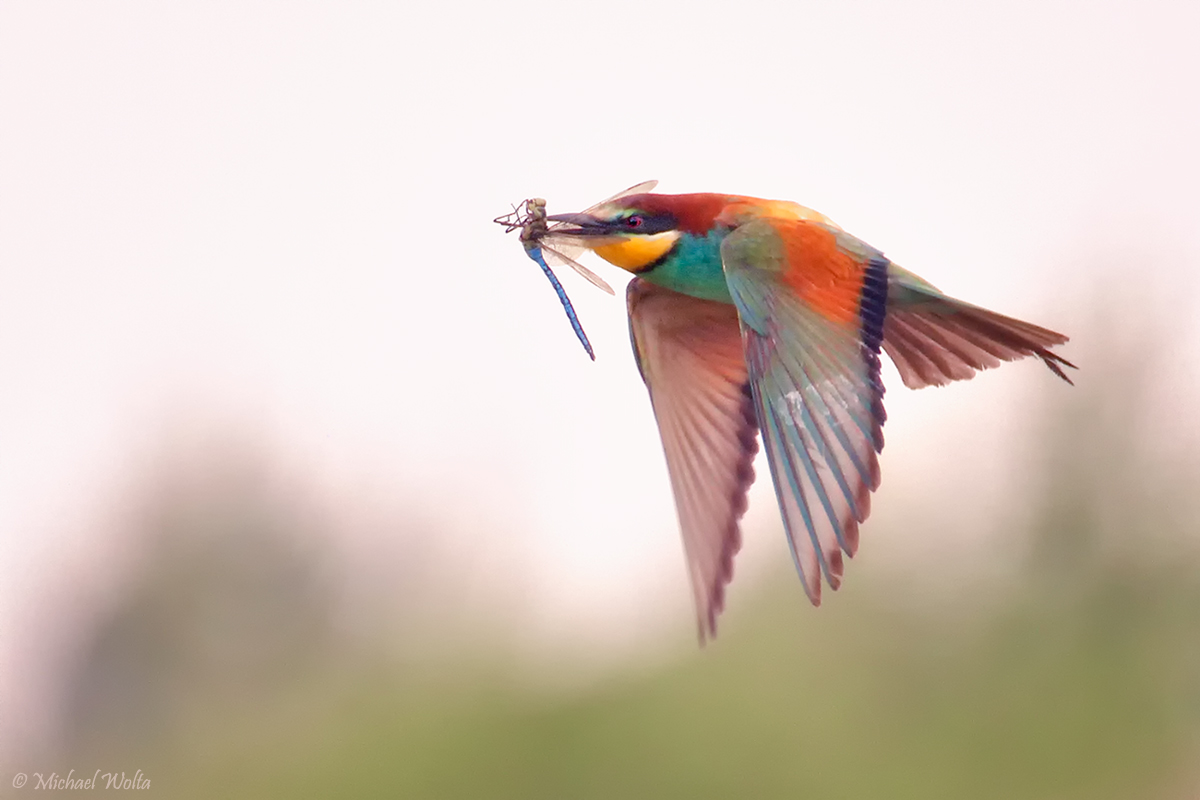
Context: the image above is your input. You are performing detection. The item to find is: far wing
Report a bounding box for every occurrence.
[627,279,758,641]
[722,219,888,605]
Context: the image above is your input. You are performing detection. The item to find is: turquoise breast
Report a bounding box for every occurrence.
[642,230,734,304]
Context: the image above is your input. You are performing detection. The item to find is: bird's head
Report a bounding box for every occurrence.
[546,192,732,274]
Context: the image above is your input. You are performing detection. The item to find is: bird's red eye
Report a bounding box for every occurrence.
[626,215,644,228]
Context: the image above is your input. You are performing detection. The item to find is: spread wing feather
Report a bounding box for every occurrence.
[722,219,888,605]
[626,279,758,641]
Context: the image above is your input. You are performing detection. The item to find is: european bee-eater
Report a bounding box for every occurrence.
[504,181,1074,641]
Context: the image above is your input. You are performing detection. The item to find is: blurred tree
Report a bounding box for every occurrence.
[61,449,336,760]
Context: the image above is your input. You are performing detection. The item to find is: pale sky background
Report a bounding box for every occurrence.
[2,0,1199,757]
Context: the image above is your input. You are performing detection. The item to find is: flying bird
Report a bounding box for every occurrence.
[499,181,1074,641]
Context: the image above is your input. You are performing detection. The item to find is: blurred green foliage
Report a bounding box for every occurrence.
[51,345,1200,799]
[104,574,1198,800]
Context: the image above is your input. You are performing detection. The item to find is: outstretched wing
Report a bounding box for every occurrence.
[722,218,889,605]
[626,279,758,641]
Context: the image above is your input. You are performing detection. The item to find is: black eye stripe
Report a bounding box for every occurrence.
[614,212,676,234]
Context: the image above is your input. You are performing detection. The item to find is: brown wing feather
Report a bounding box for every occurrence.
[884,298,1076,389]
[627,279,758,642]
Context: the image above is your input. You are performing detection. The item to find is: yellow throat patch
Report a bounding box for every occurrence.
[592,231,680,273]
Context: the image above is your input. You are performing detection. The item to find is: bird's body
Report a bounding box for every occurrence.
[584,193,837,304]
[519,181,1074,641]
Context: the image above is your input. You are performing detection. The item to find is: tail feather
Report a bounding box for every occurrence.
[885,314,986,386]
[883,293,1076,390]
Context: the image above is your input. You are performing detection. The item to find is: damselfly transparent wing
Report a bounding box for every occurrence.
[494,197,605,359]
[494,196,617,294]
[493,183,659,358]
[582,180,659,211]
[536,180,657,290]
[539,241,613,295]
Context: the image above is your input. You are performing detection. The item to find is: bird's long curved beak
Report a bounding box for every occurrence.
[545,212,611,236]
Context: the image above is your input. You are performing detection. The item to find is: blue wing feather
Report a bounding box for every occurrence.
[722,219,888,604]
